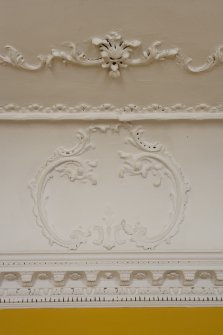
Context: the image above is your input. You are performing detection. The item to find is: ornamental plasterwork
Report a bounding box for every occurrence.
[30,124,190,251]
[0,268,223,307]
[1,105,223,307]
[0,31,222,77]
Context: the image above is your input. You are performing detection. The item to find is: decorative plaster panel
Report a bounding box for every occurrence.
[0,0,223,308]
[0,107,223,307]
[29,123,189,251]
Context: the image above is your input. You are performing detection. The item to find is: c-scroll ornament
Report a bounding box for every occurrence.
[30,128,98,250]
[118,126,190,249]
[0,31,222,78]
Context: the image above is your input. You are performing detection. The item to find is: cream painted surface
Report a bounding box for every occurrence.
[0,0,223,308]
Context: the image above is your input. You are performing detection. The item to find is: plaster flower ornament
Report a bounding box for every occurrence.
[92,32,141,78]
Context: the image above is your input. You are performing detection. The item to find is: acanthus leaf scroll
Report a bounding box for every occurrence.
[1,31,222,78]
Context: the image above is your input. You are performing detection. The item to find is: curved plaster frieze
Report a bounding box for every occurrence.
[0,269,222,289]
[30,124,190,251]
[0,32,222,78]
[0,269,223,307]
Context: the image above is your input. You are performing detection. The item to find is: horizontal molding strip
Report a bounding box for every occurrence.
[1,251,223,260]
[1,252,223,271]
[1,268,223,308]
[1,104,223,120]
[1,293,223,307]
[2,301,223,309]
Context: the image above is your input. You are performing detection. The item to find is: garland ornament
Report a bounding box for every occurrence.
[0,32,222,78]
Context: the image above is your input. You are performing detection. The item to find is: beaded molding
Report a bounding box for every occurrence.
[1,104,223,120]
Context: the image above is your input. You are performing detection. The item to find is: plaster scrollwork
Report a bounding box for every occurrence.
[30,128,98,250]
[118,126,190,249]
[0,31,222,77]
[93,206,126,250]
[30,123,190,251]
[30,125,121,250]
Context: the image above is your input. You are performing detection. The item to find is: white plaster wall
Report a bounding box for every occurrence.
[0,0,223,307]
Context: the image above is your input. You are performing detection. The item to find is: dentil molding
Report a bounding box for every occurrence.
[0,32,223,78]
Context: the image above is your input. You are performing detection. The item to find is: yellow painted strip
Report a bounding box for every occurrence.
[0,308,223,335]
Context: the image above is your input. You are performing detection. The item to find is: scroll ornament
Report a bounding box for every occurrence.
[0,32,223,78]
[30,124,190,250]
